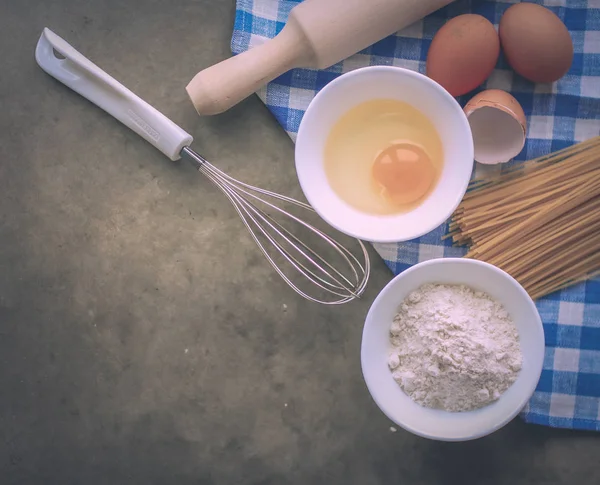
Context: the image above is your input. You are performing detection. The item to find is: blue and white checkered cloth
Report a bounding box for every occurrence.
[231,0,600,430]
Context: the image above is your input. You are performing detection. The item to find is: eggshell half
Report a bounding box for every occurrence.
[464,90,527,164]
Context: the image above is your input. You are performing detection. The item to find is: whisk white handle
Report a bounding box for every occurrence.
[35,28,193,161]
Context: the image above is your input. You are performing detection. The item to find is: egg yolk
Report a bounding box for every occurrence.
[372,143,435,205]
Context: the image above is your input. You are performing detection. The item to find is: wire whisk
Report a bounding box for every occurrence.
[182,148,370,304]
[35,28,370,304]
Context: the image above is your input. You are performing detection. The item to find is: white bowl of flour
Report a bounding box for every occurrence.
[361,258,544,441]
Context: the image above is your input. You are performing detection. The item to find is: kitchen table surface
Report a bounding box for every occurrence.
[1,1,599,484]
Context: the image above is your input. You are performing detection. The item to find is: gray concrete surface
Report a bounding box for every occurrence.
[1,1,599,484]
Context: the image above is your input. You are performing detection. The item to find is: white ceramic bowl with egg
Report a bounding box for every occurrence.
[295,66,474,243]
[361,258,545,441]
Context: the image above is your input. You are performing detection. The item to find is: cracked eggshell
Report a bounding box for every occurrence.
[464,89,527,165]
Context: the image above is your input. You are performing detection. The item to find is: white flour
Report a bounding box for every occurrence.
[388,283,522,412]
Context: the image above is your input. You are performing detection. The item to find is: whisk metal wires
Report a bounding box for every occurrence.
[182,148,370,304]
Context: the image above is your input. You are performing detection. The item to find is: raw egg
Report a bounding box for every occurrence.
[499,3,573,83]
[323,99,443,215]
[426,14,500,96]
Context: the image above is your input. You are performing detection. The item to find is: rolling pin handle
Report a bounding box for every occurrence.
[186,20,311,116]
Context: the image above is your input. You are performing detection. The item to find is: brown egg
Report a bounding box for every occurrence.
[499,3,573,83]
[426,14,500,97]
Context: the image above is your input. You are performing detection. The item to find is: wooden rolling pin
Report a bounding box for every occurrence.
[186,0,454,115]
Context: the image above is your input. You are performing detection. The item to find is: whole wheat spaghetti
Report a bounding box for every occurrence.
[447,136,600,300]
